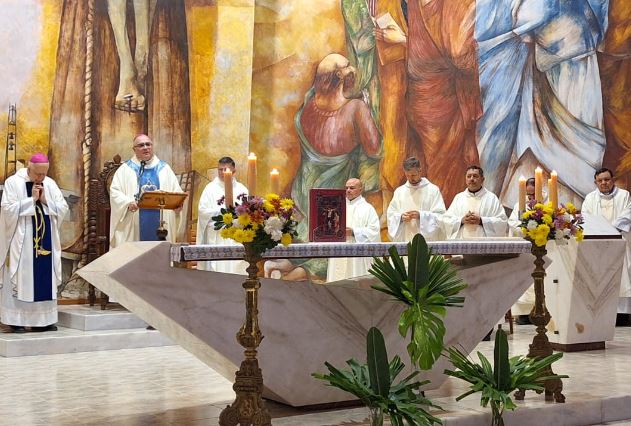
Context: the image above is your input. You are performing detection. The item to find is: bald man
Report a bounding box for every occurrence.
[109,134,184,247]
[0,153,68,332]
[327,178,381,282]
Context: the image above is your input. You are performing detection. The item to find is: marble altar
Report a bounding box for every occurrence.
[78,239,534,407]
[546,214,625,351]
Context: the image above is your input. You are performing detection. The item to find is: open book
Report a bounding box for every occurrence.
[374,12,406,65]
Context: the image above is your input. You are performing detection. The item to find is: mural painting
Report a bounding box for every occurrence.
[0,0,629,288]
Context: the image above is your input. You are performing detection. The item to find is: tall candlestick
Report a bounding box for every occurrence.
[247,152,257,196]
[270,168,280,194]
[518,176,526,213]
[224,169,234,207]
[549,170,558,209]
[535,167,543,202]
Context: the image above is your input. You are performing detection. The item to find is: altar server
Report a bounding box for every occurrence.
[109,134,183,247]
[443,166,507,239]
[327,178,380,281]
[0,154,68,333]
[387,157,446,241]
[197,157,249,273]
[582,168,631,315]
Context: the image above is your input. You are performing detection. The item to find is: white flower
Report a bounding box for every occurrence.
[563,213,572,223]
[264,216,284,241]
[563,228,571,237]
[527,220,538,231]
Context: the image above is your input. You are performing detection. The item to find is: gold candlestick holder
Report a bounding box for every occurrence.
[219,243,272,426]
[514,243,565,403]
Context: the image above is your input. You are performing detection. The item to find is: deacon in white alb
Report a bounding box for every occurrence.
[0,154,69,333]
[582,167,631,314]
[443,166,507,239]
[327,178,381,281]
[387,157,446,242]
[197,156,249,273]
[109,134,184,247]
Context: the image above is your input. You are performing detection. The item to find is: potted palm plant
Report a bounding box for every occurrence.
[369,234,467,370]
[444,329,568,426]
[313,327,442,426]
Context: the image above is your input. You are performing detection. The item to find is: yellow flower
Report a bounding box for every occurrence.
[265,193,280,202]
[575,228,584,242]
[566,202,576,214]
[281,233,292,246]
[232,229,246,243]
[534,203,544,210]
[263,201,276,213]
[520,227,528,236]
[220,227,234,239]
[280,198,294,209]
[542,214,553,224]
[521,210,533,220]
[241,229,256,243]
[534,236,548,247]
[237,213,251,228]
[222,212,234,225]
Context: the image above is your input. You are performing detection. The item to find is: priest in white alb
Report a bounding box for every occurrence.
[443,166,507,239]
[582,167,631,315]
[197,156,249,273]
[0,154,69,333]
[387,157,446,242]
[327,178,380,281]
[109,134,184,247]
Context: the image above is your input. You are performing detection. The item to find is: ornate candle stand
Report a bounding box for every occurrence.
[514,243,565,403]
[219,243,271,426]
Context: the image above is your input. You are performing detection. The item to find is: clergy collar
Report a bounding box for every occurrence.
[131,155,159,168]
[348,195,364,205]
[599,186,618,200]
[405,178,428,188]
[466,187,486,197]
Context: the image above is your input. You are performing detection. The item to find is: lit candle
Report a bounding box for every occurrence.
[534,167,543,202]
[223,168,234,207]
[270,168,280,194]
[549,170,558,209]
[247,152,257,196]
[518,176,526,213]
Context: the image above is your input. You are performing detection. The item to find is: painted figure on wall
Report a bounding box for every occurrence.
[476,0,609,206]
[405,0,481,205]
[107,0,156,112]
[291,53,381,240]
[341,0,411,208]
[600,0,631,189]
[48,0,191,253]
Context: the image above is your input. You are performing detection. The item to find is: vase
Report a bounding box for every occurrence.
[368,407,384,426]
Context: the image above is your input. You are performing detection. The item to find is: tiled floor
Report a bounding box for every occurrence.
[1,325,631,425]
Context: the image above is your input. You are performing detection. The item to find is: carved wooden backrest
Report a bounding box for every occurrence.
[87,155,122,263]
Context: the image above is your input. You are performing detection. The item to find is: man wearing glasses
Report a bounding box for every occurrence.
[109,134,184,248]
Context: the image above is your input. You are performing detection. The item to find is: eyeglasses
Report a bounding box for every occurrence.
[134,142,152,148]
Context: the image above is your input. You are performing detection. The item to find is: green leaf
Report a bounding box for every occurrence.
[493,329,511,391]
[367,327,391,398]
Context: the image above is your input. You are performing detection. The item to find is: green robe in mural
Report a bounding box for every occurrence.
[341,0,380,122]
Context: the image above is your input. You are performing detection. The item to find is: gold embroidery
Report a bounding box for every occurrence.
[33,204,51,257]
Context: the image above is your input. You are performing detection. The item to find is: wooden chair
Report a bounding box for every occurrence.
[86,155,123,309]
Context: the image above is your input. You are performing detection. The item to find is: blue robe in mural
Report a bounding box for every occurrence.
[476,0,609,202]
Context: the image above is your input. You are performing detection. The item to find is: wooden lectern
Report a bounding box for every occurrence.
[138,191,188,241]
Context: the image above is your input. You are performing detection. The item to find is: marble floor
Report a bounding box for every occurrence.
[1,324,631,425]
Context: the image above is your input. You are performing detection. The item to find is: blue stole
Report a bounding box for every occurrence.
[125,159,166,241]
[26,182,53,302]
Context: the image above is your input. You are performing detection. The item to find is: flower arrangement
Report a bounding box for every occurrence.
[519,201,584,247]
[212,193,298,255]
